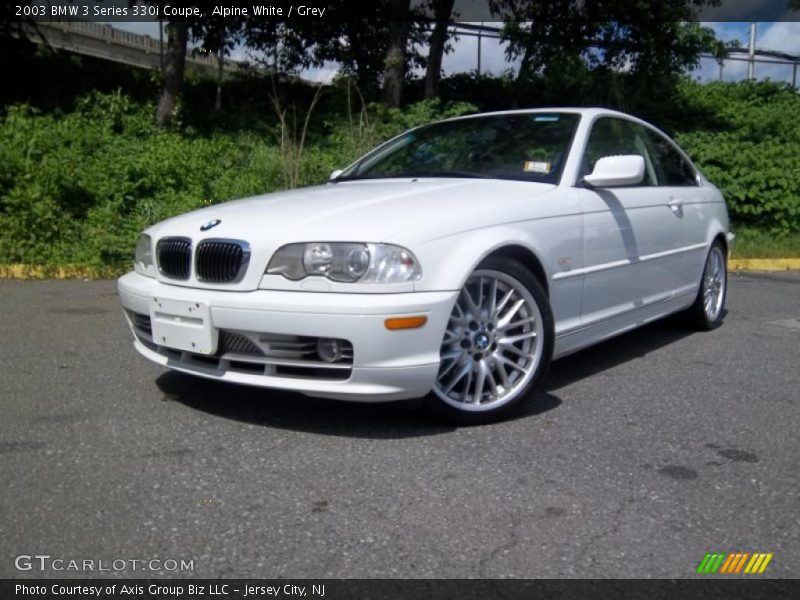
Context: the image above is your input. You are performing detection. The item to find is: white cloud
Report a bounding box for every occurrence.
[757,21,800,54]
[300,63,340,84]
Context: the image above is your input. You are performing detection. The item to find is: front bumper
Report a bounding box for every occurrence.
[117,272,456,401]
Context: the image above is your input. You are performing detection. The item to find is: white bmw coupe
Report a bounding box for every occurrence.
[118,108,732,423]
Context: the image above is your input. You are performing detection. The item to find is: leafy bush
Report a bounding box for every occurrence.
[0,91,475,270]
[672,80,800,234]
[1,80,797,273]
[0,92,284,267]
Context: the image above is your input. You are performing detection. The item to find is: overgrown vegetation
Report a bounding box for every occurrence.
[672,80,800,236]
[0,77,797,272]
[732,226,800,259]
[0,86,475,269]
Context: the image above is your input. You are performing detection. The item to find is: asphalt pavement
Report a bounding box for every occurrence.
[1,272,798,578]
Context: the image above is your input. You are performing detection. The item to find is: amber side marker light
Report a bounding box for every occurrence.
[385,316,428,330]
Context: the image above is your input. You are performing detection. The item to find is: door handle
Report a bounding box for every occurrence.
[668,198,683,214]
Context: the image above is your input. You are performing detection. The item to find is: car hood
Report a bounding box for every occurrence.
[146,178,558,291]
[150,178,557,247]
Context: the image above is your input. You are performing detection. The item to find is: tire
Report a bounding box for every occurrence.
[424,256,554,425]
[686,239,728,330]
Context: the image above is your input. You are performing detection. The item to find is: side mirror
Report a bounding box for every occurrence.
[583,155,645,187]
[329,169,343,181]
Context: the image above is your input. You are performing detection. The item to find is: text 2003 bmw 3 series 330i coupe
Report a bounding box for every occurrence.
[118,108,732,423]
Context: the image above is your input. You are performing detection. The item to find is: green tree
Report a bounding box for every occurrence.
[492,0,722,106]
[147,1,248,127]
[243,1,431,103]
[383,0,413,106]
[424,0,456,99]
[155,21,189,128]
[243,4,396,98]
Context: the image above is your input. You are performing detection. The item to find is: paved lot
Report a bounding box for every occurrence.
[1,273,798,579]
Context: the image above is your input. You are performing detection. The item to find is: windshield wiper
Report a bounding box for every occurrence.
[335,171,497,182]
[332,170,502,183]
[393,170,498,179]
[331,174,387,182]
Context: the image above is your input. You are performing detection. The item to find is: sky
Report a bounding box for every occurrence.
[108,21,800,87]
[692,22,800,83]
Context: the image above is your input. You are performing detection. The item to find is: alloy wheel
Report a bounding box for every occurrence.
[433,269,545,412]
[703,245,726,322]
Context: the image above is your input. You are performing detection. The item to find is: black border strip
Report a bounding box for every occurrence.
[3,579,800,600]
[15,0,800,23]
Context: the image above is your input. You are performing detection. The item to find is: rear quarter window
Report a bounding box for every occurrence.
[645,130,699,187]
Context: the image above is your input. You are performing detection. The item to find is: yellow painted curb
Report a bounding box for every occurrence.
[0,264,119,279]
[729,258,800,271]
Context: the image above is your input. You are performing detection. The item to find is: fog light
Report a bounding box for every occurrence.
[317,338,344,363]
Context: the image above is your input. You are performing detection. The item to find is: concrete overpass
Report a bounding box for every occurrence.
[24,20,255,76]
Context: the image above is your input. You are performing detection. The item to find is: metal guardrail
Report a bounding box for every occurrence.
[700,50,799,87]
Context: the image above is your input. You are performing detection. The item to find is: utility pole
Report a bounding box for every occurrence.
[793,62,797,89]
[718,58,724,81]
[477,23,482,75]
[747,22,756,81]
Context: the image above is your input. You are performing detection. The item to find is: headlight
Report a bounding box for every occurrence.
[134,233,156,278]
[267,242,421,284]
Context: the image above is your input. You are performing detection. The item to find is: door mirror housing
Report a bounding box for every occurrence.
[583,155,645,187]
[329,169,344,181]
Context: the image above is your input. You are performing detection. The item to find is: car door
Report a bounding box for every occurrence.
[642,127,709,297]
[577,117,685,325]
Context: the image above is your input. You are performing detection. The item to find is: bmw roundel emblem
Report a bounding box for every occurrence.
[200,219,221,231]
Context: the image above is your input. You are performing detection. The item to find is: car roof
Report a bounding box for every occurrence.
[443,106,647,125]
[437,107,672,144]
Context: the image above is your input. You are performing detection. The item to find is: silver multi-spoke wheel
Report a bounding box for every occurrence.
[434,269,545,412]
[702,245,726,321]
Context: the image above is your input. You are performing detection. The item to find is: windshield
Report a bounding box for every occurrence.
[340,113,580,184]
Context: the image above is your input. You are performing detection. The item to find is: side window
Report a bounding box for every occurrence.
[582,118,656,186]
[645,130,698,186]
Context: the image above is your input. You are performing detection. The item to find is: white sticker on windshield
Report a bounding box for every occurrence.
[524,161,551,173]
